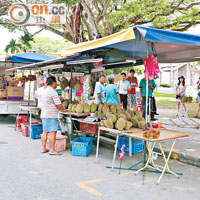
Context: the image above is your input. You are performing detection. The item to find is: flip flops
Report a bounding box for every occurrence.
[41,150,49,153]
[49,152,62,156]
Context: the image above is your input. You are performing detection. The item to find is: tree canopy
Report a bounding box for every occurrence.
[1,0,200,47]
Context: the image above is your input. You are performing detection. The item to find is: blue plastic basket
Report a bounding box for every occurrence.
[71,137,93,157]
[118,135,144,154]
[27,124,43,139]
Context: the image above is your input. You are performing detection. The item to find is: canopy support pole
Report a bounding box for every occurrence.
[70,65,72,103]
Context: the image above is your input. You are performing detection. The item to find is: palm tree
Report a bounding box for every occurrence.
[5,39,22,54]
[20,33,34,52]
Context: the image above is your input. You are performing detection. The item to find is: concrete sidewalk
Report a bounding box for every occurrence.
[154,109,200,167]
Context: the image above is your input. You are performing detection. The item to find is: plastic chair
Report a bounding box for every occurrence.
[15,115,28,131]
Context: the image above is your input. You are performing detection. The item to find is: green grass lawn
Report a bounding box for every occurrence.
[154,91,176,98]
[156,99,199,118]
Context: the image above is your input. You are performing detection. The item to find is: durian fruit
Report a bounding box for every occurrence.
[106,112,112,118]
[83,103,90,113]
[74,83,82,91]
[117,110,123,115]
[138,121,146,129]
[103,104,110,113]
[124,111,131,121]
[136,111,142,118]
[125,121,133,130]
[73,100,79,105]
[98,103,103,112]
[181,96,187,102]
[132,117,139,127]
[107,114,117,123]
[138,116,145,122]
[91,102,97,113]
[104,120,113,129]
[188,96,193,102]
[60,78,68,90]
[68,104,73,112]
[97,111,103,117]
[100,120,105,127]
[62,100,68,109]
[110,105,117,113]
[72,80,78,89]
[116,104,122,112]
[115,118,126,131]
[118,113,127,120]
[72,105,77,112]
[76,104,83,113]
[95,111,98,117]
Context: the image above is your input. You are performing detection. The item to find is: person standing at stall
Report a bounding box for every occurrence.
[41,76,66,155]
[195,77,200,118]
[118,73,131,110]
[105,74,121,105]
[139,77,156,120]
[127,69,138,111]
[176,75,187,116]
[94,74,106,104]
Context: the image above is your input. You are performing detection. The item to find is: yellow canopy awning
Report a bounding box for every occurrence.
[61,27,135,56]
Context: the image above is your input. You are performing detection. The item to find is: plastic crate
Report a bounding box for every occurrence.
[27,124,43,139]
[46,135,68,152]
[79,122,106,135]
[21,122,41,137]
[71,137,93,157]
[118,135,144,154]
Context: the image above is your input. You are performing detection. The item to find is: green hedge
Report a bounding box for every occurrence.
[160,84,171,88]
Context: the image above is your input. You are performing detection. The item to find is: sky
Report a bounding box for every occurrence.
[0,24,200,54]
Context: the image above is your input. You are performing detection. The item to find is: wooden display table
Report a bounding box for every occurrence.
[125,129,190,184]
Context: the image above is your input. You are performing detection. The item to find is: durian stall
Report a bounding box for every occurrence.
[7,25,200,183]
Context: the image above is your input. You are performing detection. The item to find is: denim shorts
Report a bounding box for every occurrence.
[42,118,59,132]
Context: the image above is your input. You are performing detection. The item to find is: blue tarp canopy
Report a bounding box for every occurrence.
[61,25,200,65]
[9,52,54,63]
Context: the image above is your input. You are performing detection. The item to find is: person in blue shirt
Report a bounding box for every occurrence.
[105,74,121,105]
[139,77,156,121]
[94,74,106,104]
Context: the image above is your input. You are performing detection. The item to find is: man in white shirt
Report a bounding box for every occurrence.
[41,76,67,155]
[118,72,131,110]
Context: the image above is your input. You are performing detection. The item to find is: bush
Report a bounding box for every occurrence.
[160,84,171,88]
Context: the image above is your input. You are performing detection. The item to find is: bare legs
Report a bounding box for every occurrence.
[41,131,57,153]
[195,103,200,118]
[41,131,48,153]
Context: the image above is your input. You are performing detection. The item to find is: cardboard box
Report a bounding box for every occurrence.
[8,82,18,87]
[7,86,24,100]
[0,83,6,89]
[0,89,7,99]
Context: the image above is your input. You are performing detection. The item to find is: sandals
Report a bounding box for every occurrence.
[41,150,49,153]
[49,152,62,156]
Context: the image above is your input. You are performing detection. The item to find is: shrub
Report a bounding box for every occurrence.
[160,84,171,88]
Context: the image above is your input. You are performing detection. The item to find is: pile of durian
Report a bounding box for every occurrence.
[95,103,146,131]
[180,96,193,102]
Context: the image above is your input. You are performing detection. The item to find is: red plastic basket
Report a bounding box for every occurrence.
[21,122,41,137]
[79,122,106,135]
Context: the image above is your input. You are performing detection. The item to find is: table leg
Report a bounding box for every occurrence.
[129,137,132,157]
[16,112,20,133]
[111,134,119,170]
[157,139,178,184]
[29,110,32,140]
[95,127,100,163]
[135,142,156,175]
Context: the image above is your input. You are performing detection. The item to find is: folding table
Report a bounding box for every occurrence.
[95,126,141,169]
[125,129,190,184]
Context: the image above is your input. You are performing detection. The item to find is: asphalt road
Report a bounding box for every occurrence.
[0,115,200,200]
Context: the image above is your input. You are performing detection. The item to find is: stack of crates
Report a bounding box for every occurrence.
[118,135,144,154]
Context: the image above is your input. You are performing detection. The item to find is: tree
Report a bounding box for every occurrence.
[5,39,22,53]
[30,36,70,55]
[1,0,200,45]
